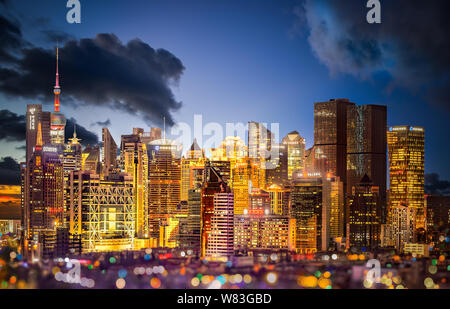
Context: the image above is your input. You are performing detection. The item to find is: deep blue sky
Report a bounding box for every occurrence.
[1,0,449,180]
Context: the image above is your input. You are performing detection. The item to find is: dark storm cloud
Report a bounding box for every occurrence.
[40,30,76,44]
[425,173,450,196]
[0,14,23,62]
[65,118,99,146]
[0,109,98,147]
[0,11,185,126]
[300,0,450,109]
[0,157,20,185]
[0,109,26,142]
[91,119,111,127]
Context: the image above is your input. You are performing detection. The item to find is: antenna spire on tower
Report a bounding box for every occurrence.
[53,44,61,112]
[163,116,166,142]
[36,122,43,147]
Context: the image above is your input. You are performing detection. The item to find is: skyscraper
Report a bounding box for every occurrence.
[121,132,149,238]
[391,204,415,251]
[25,124,64,240]
[63,128,82,227]
[102,127,118,176]
[201,164,227,257]
[50,47,66,146]
[68,171,135,252]
[147,138,182,244]
[205,192,234,260]
[178,188,202,251]
[387,126,425,230]
[348,175,381,250]
[264,143,288,188]
[323,175,344,244]
[248,121,273,162]
[234,212,294,254]
[313,99,354,183]
[282,131,306,181]
[347,104,387,222]
[289,175,323,253]
[26,105,50,164]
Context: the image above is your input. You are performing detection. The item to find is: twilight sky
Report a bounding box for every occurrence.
[0,0,450,189]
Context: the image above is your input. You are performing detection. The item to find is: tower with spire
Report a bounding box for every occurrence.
[50,45,66,145]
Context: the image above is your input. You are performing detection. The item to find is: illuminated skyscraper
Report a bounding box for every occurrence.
[50,47,66,146]
[102,127,118,176]
[82,145,101,173]
[313,99,354,183]
[266,184,289,216]
[288,173,341,252]
[121,132,149,238]
[26,105,50,163]
[63,128,82,226]
[231,158,251,215]
[347,104,387,223]
[387,126,425,230]
[348,175,381,250]
[178,188,202,251]
[181,139,205,201]
[201,164,227,257]
[205,191,234,260]
[25,124,64,241]
[289,176,323,253]
[249,188,270,213]
[323,175,344,244]
[68,171,135,252]
[63,127,82,174]
[147,138,182,245]
[210,160,231,185]
[264,143,288,188]
[391,204,415,251]
[248,121,273,162]
[234,212,294,254]
[282,131,305,181]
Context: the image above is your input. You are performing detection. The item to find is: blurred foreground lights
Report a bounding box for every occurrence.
[428,265,438,274]
[134,267,146,275]
[191,277,200,287]
[331,254,338,260]
[270,253,278,262]
[234,274,243,284]
[116,278,126,289]
[208,280,222,289]
[180,251,186,257]
[318,278,332,289]
[80,277,95,288]
[424,277,435,289]
[150,277,161,289]
[266,272,278,285]
[298,276,317,288]
[363,279,373,289]
[322,255,330,261]
[243,274,252,284]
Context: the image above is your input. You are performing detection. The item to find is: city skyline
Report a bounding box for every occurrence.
[0,0,449,186]
[0,0,449,292]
